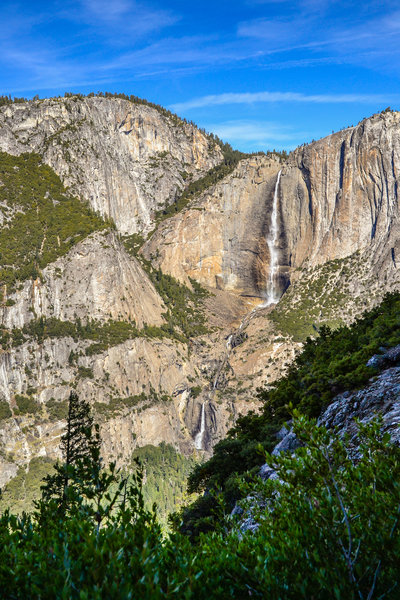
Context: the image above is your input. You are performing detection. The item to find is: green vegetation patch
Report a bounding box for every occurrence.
[46,398,69,421]
[1,416,400,598]
[130,442,198,528]
[0,316,170,353]
[0,151,111,295]
[93,390,172,420]
[15,394,40,415]
[269,253,374,342]
[0,456,55,514]
[0,400,12,421]
[264,292,400,420]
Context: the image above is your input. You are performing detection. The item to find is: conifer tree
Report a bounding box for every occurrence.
[38,391,101,515]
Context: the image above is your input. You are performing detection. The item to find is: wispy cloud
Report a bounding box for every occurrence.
[203,119,310,151]
[76,0,178,40]
[170,91,397,112]
[205,120,296,142]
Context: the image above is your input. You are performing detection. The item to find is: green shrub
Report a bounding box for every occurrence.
[15,394,40,415]
[0,418,399,598]
[46,398,69,421]
[0,400,11,420]
[77,366,94,379]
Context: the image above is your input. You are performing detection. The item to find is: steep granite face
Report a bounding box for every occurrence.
[0,97,223,234]
[143,155,284,300]
[0,231,165,329]
[144,111,400,305]
[280,110,400,270]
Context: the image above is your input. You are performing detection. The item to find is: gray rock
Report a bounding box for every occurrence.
[259,465,279,481]
[318,366,400,452]
[367,355,386,368]
[271,431,302,456]
[367,345,400,369]
[276,424,290,440]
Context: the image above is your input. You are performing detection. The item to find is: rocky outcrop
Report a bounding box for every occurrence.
[0,97,222,234]
[318,365,400,449]
[233,360,400,533]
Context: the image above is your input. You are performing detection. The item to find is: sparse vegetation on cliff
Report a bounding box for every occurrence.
[0,152,111,296]
[123,238,210,341]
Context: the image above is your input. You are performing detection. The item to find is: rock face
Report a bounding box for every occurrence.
[143,155,283,300]
[0,97,222,234]
[318,366,400,450]
[282,111,400,269]
[144,111,400,305]
[0,231,165,329]
[1,100,400,498]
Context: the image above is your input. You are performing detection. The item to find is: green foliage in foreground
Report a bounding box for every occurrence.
[1,417,399,599]
[0,152,111,295]
[184,292,400,531]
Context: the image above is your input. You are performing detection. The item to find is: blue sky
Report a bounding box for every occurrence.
[1,0,400,152]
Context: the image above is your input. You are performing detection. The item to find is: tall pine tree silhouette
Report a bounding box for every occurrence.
[39,391,101,515]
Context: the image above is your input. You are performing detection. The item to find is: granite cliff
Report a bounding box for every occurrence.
[0,96,222,234]
[0,98,399,499]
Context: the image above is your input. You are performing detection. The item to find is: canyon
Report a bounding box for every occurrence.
[0,97,399,495]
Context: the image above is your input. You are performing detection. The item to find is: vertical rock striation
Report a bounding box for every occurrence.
[0,97,223,234]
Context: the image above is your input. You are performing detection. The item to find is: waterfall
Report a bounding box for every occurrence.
[265,169,282,305]
[194,403,206,450]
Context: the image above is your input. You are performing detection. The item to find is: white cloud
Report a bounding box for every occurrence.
[170,91,396,112]
[205,120,296,142]
[76,0,178,40]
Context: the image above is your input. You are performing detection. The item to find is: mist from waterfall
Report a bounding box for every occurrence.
[194,403,206,450]
[264,169,282,306]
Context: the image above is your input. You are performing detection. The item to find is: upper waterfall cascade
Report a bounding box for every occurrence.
[265,169,282,306]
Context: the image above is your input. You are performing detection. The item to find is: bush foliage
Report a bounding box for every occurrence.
[0,415,399,598]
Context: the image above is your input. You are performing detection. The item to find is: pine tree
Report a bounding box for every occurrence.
[38,391,129,530]
[38,391,101,516]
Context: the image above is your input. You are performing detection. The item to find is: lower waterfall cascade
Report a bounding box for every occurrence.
[194,402,206,450]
